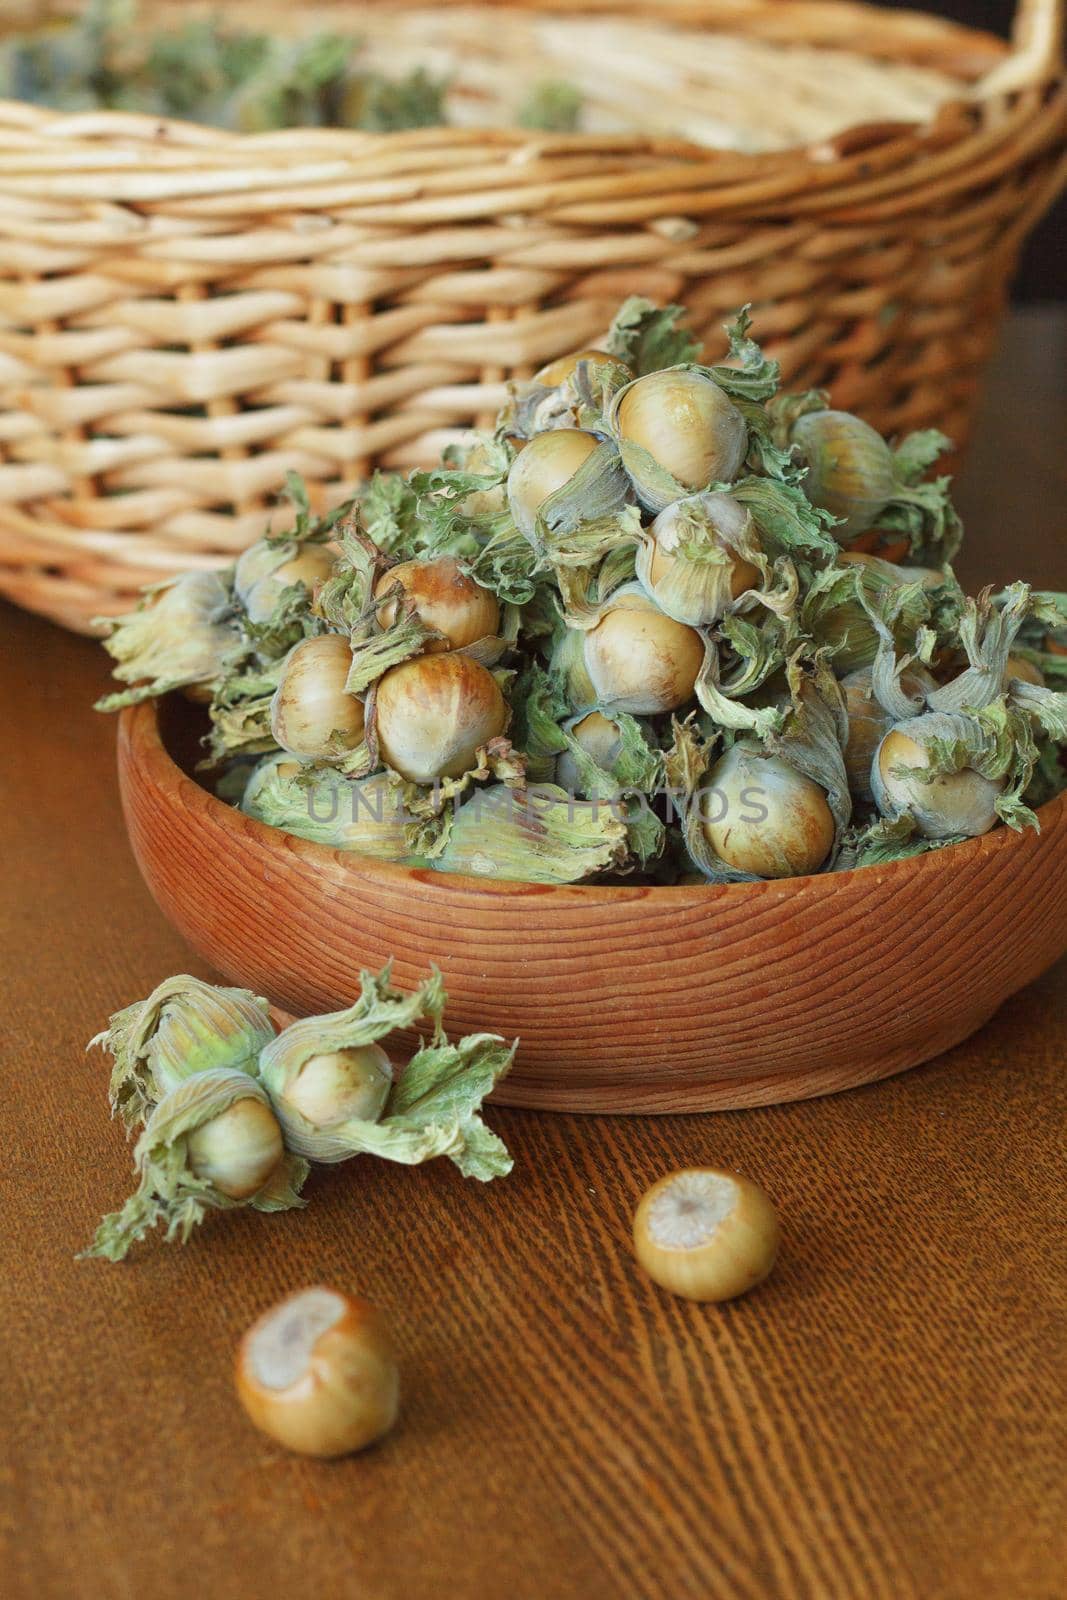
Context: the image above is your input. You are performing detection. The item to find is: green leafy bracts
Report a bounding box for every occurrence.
[603,297,703,376]
[683,661,850,883]
[870,706,1031,839]
[83,1069,307,1262]
[767,661,852,842]
[783,403,962,562]
[89,974,277,1135]
[241,762,424,862]
[1008,590,1067,688]
[95,571,240,711]
[804,558,943,679]
[433,784,629,884]
[257,966,515,1178]
[836,811,966,871]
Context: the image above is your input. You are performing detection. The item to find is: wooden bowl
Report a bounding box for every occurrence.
[117,698,1067,1115]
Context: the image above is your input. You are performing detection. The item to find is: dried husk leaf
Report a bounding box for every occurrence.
[433,783,628,884]
[835,812,966,870]
[767,659,852,843]
[804,559,934,677]
[89,974,276,1135]
[870,706,1034,837]
[344,613,440,695]
[411,435,516,547]
[527,439,632,556]
[258,966,514,1179]
[684,659,850,882]
[507,663,662,861]
[95,570,239,711]
[543,502,643,574]
[83,1070,307,1262]
[1007,589,1067,688]
[635,491,767,626]
[504,351,631,439]
[864,585,942,722]
[602,297,703,375]
[503,662,570,783]
[241,761,424,862]
[929,583,1037,714]
[694,636,786,737]
[727,476,838,563]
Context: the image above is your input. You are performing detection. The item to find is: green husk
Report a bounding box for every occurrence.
[836,812,966,870]
[703,308,782,409]
[804,559,935,678]
[635,491,768,627]
[684,659,850,882]
[1006,590,1067,688]
[233,478,339,606]
[524,440,632,554]
[89,975,277,1135]
[94,570,240,711]
[411,439,516,548]
[727,476,838,564]
[507,663,663,862]
[694,636,788,737]
[83,1069,308,1262]
[555,709,665,866]
[893,584,1067,755]
[787,404,962,561]
[508,662,574,782]
[871,704,1039,836]
[433,783,628,883]
[603,297,703,375]
[767,658,852,841]
[205,655,287,764]
[257,965,515,1178]
[241,760,425,861]
[344,614,441,695]
[560,710,663,796]
[360,472,428,557]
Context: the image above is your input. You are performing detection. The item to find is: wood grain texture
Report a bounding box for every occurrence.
[117,695,1067,1113]
[0,0,1063,631]
[1,310,1066,1600]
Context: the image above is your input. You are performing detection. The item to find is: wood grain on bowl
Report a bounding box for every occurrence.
[118,698,1067,1114]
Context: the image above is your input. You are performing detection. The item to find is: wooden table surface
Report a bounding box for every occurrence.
[2,309,1065,1600]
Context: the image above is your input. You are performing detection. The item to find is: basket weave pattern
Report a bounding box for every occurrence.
[0,0,1064,633]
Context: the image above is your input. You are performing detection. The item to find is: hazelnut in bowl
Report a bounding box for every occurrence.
[116,696,1067,1115]
[105,308,1067,1113]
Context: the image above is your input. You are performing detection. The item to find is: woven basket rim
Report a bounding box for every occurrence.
[0,0,1023,161]
[1,0,1064,639]
[19,0,1019,69]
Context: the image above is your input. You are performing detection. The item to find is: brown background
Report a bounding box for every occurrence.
[1,308,1065,1600]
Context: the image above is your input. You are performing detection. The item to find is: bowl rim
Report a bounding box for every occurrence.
[120,696,1067,905]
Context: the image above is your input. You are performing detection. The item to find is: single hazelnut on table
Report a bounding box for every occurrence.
[633,1167,780,1302]
[236,1286,399,1457]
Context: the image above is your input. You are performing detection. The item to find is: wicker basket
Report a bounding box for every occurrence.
[0,0,1063,634]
